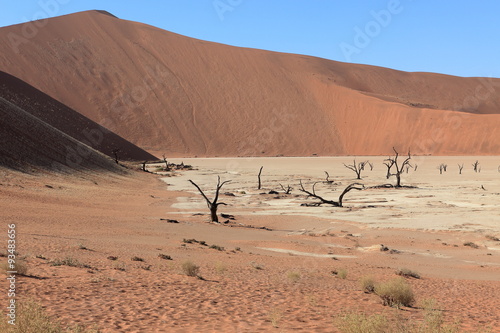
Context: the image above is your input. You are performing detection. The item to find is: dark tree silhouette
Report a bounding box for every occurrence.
[279,183,293,194]
[472,160,480,173]
[324,171,333,184]
[298,180,364,207]
[112,149,120,164]
[162,154,170,171]
[343,159,368,179]
[384,148,412,187]
[438,164,448,174]
[189,176,231,223]
[458,163,464,175]
[257,166,263,190]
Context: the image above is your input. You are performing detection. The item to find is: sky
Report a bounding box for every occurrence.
[1,0,499,78]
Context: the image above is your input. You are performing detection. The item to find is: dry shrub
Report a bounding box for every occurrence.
[359,276,376,293]
[0,299,99,332]
[337,268,348,279]
[287,271,301,283]
[335,312,388,333]
[1,259,28,276]
[181,260,200,277]
[375,277,415,308]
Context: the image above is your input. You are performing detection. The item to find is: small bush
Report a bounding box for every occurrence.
[214,262,227,274]
[107,256,118,261]
[131,256,144,262]
[334,268,348,279]
[209,244,225,251]
[463,242,479,249]
[287,271,301,283]
[359,276,376,293]
[485,235,500,241]
[375,277,415,308]
[158,254,172,260]
[396,268,421,279]
[1,259,28,276]
[181,261,200,277]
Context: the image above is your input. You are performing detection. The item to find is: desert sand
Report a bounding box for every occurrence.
[0,9,499,333]
[1,157,499,332]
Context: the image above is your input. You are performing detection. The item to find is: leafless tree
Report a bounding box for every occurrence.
[367,162,374,171]
[472,160,480,173]
[188,176,231,223]
[257,166,263,190]
[279,183,293,194]
[438,164,448,174]
[324,171,333,184]
[298,180,364,207]
[162,154,170,171]
[142,161,147,172]
[384,147,412,187]
[458,163,464,174]
[343,159,368,179]
[112,149,120,164]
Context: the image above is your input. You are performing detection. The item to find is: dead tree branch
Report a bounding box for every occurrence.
[299,180,364,207]
[279,183,293,194]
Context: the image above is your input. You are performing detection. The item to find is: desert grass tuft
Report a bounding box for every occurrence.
[463,241,479,249]
[0,299,100,332]
[287,271,301,283]
[335,312,388,333]
[181,260,200,277]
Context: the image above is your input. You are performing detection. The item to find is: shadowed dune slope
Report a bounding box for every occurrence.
[0,96,122,173]
[0,10,499,156]
[0,71,157,162]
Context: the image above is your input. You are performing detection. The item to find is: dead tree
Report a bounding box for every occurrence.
[438,164,448,174]
[472,160,480,173]
[368,162,374,171]
[343,159,368,179]
[298,180,364,207]
[324,171,333,184]
[384,147,412,187]
[279,183,293,194]
[458,164,464,174]
[112,149,120,164]
[257,166,263,190]
[162,154,170,171]
[188,176,231,223]
[142,161,147,172]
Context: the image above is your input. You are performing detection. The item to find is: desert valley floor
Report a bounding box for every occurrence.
[1,156,499,332]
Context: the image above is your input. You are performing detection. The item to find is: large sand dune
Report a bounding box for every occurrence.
[0,10,499,157]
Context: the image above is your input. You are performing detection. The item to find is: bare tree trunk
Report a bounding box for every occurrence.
[258,166,263,190]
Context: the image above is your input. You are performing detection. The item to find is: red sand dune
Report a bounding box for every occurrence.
[0,71,155,172]
[0,10,499,157]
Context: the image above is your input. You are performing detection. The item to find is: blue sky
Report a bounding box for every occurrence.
[1,0,499,78]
